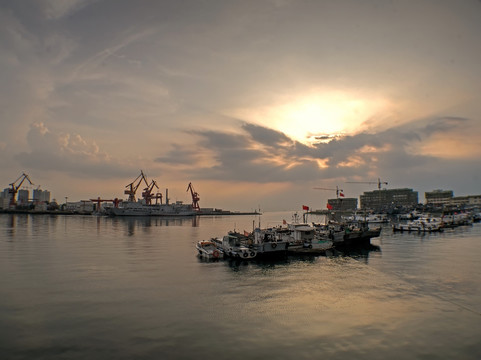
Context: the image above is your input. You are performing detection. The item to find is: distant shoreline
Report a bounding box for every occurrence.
[0,209,261,216]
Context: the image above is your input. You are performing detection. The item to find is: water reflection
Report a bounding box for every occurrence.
[105,215,200,236]
[5,214,16,238]
[219,243,382,271]
[331,243,382,264]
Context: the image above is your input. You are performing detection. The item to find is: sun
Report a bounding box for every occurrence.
[276,95,360,139]
[272,92,386,143]
[229,90,390,144]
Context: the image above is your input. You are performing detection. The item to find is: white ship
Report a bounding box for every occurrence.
[109,200,196,217]
[108,171,199,217]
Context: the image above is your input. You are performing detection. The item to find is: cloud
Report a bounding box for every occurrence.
[155,144,200,165]
[155,115,480,189]
[14,122,136,178]
[40,0,96,20]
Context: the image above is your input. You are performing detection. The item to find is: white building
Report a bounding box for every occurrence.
[33,189,51,203]
[17,189,29,205]
[65,201,94,214]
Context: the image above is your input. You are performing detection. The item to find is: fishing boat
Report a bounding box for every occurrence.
[196,240,223,259]
[344,213,389,224]
[313,218,381,246]
[392,216,444,232]
[273,214,334,254]
[211,233,257,260]
[251,227,289,256]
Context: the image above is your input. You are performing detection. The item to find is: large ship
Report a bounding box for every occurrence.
[108,171,198,217]
[109,200,196,217]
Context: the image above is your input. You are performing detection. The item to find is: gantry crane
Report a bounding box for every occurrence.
[90,197,121,211]
[124,170,148,202]
[142,179,163,205]
[8,172,33,206]
[186,182,200,210]
[346,178,388,190]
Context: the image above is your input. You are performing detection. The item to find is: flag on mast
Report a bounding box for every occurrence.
[302,205,309,211]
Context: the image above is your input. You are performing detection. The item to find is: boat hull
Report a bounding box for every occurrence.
[110,202,196,216]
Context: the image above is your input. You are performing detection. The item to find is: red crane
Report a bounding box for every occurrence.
[142,180,163,205]
[186,182,200,210]
[90,197,121,211]
[8,172,33,206]
[124,171,148,202]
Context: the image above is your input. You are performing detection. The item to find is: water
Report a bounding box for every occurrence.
[1,212,480,360]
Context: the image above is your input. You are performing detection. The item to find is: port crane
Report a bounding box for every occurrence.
[142,180,163,205]
[90,197,121,211]
[186,182,200,210]
[8,172,33,206]
[313,186,345,198]
[124,171,148,202]
[346,178,388,190]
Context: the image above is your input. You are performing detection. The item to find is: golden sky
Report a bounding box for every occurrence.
[1,0,480,210]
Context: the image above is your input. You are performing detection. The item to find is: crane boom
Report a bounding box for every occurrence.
[346,178,388,190]
[8,172,34,206]
[142,179,162,205]
[186,182,200,210]
[124,170,148,202]
[314,185,344,198]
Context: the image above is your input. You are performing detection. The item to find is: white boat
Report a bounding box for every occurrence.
[344,213,388,224]
[278,218,334,254]
[251,228,289,256]
[442,213,473,227]
[196,240,223,259]
[392,216,444,232]
[211,234,257,260]
[109,200,196,216]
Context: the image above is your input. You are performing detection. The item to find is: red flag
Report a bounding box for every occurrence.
[243,230,250,236]
[339,192,345,197]
[327,203,333,210]
[282,219,287,225]
[302,205,309,211]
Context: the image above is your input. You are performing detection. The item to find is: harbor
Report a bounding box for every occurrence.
[0,172,260,217]
[195,206,479,261]
[1,211,480,359]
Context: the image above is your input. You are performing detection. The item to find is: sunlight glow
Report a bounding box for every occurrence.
[229,90,390,144]
[411,134,481,160]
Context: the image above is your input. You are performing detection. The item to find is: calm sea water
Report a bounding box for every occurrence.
[1,212,480,360]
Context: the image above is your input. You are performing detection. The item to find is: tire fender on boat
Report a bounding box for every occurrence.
[213,250,220,258]
[243,252,248,258]
[271,243,277,249]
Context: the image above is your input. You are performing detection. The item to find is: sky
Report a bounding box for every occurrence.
[1,0,480,211]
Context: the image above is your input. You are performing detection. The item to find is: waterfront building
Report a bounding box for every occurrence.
[0,188,12,209]
[448,195,481,208]
[425,190,453,205]
[467,195,481,207]
[424,190,481,208]
[33,189,51,203]
[327,197,358,211]
[65,201,94,214]
[17,189,29,206]
[360,188,418,210]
